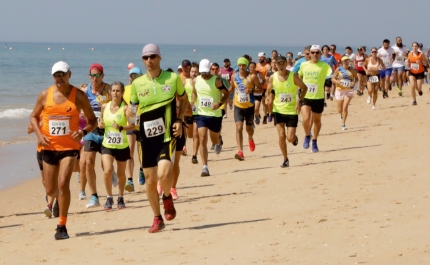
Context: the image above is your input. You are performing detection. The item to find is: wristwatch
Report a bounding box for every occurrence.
[82,129,88,136]
[299,100,304,105]
[218,101,223,106]
[119,126,123,132]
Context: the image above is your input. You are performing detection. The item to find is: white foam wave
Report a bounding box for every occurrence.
[0,108,32,119]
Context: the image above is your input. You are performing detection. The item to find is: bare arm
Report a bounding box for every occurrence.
[265,75,274,105]
[30,90,49,145]
[252,74,263,93]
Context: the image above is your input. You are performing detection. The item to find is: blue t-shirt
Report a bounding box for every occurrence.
[320,55,337,78]
[293,57,307,73]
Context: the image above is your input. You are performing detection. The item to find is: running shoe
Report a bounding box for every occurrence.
[292,135,298,146]
[303,135,311,149]
[86,195,100,208]
[124,180,135,192]
[201,166,210,177]
[324,102,327,107]
[220,135,224,145]
[210,144,215,150]
[191,155,198,164]
[44,204,52,218]
[112,171,118,187]
[248,140,255,152]
[267,113,273,122]
[255,114,261,125]
[55,225,69,240]
[367,96,371,104]
[139,170,145,185]
[342,124,347,130]
[163,194,176,221]
[148,217,165,233]
[280,159,289,168]
[214,143,222,154]
[171,188,179,200]
[223,114,227,119]
[397,87,402,96]
[77,172,80,183]
[53,199,59,217]
[372,105,376,110]
[378,87,382,92]
[234,151,245,161]
[419,91,423,96]
[311,140,319,153]
[262,115,267,124]
[157,182,162,196]
[383,91,387,99]
[412,101,417,106]
[78,191,87,200]
[117,196,126,209]
[182,146,187,156]
[388,84,392,91]
[104,197,114,210]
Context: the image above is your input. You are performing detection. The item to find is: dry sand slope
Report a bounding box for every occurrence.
[1,84,430,264]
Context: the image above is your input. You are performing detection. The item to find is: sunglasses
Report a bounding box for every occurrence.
[371,51,377,53]
[142,54,157,60]
[53,72,67,78]
[310,51,320,55]
[286,56,293,59]
[89,73,102,78]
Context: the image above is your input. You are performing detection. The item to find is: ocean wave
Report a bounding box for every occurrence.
[0,108,32,119]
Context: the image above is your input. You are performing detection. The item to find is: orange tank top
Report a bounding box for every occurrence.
[408,52,424,74]
[256,63,268,88]
[41,86,80,151]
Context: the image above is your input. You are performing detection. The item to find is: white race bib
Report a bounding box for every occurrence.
[94,111,101,122]
[143,118,166,138]
[349,62,354,68]
[279,93,292,103]
[49,120,70,136]
[238,92,250,103]
[199,97,213,108]
[396,56,403,62]
[411,63,419,70]
[221,74,230,81]
[306,84,318,94]
[384,61,391,68]
[369,76,379,83]
[357,62,363,67]
[135,114,140,126]
[107,132,123,145]
[340,79,351,87]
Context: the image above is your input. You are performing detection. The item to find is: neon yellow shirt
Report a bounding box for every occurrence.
[102,102,129,149]
[272,71,298,115]
[298,61,332,100]
[195,75,222,117]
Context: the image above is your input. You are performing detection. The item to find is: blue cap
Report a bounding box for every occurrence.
[129,67,142,75]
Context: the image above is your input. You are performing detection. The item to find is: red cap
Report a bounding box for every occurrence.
[89,63,103,73]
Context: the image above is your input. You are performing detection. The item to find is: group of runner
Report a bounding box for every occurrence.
[29,38,429,240]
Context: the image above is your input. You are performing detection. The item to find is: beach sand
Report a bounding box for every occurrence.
[1,84,430,264]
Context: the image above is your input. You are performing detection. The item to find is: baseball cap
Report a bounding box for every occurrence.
[199,59,211,73]
[310,45,320,51]
[89,63,103,73]
[223,58,230,63]
[142,43,161,57]
[276,56,286,63]
[177,65,182,69]
[258,52,266,57]
[129,67,142,75]
[341,56,350,62]
[297,52,303,57]
[182,60,191,67]
[51,61,70,75]
[357,46,364,50]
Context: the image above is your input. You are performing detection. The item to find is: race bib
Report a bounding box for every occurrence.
[384,61,391,67]
[94,111,101,122]
[238,92,250,103]
[221,74,230,81]
[349,62,354,68]
[369,76,379,83]
[357,62,363,67]
[396,56,403,62]
[143,118,166,138]
[279,93,292,103]
[106,132,123,145]
[200,97,213,108]
[340,79,351,87]
[411,63,419,70]
[307,84,318,94]
[49,120,70,136]
[135,114,140,126]
[191,104,197,112]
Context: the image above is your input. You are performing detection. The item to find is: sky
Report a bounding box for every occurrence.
[1,0,429,47]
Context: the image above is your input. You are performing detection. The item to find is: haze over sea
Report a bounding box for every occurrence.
[0,41,365,190]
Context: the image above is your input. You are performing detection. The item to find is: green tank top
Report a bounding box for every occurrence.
[184,78,197,114]
[102,101,129,149]
[272,71,298,115]
[195,75,221,117]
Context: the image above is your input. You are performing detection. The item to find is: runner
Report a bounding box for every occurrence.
[293,45,311,73]
[408,42,428,105]
[99,81,136,210]
[220,58,234,118]
[29,61,97,239]
[130,44,187,233]
[271,50,279,60]
[179,59,192,155]
[191,59,229,176]
[330,44,342,65]
[298,45,332,153]
[256,52,271,124]
[82,63,112,209]
[188,62,200,164]
[377,39,395,98]
[392,37,408,96]
[331,56,358,130]
[355,46,368,96]
[320,45,337,103]
[404,50,410,86]
[286,52,294,71]
[249,62,265,125]
[362,47,386,110]
[266,56,308,167]
[230,57,263,161]
[123,66,144,193]
[345,46,356,68]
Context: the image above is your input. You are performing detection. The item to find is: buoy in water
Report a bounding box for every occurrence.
[62,47,65,50]
[193,49,196,52]
[48,47,50,50]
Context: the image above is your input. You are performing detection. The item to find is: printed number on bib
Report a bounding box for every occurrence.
[340,79,351,87]
[411,63,419,71]
[369,76,379,83]
[357,62,363,67]
[384,61,391,67]
[192,105,197,112]
[396,56,403,62]
[200,97,213,108]
[94,111,101,122]
[144,118,166,138]
[279,93,292,103]
[49,120,70,136]
[107,132,123,145]
[238,93,250,103]
[307,84,318,93]
[221,74,230,80]
[135,114,140,126]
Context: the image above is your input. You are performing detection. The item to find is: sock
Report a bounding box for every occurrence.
[155,215,163,220]
[58,216,67,226]
[128,178,132,181]
[92,193,98,199]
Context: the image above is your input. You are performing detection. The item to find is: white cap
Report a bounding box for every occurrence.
[310,45,320,51]
[178,65,182,69]
[51,61,70,75]
[298,52,303,57]
[199,59,211,73]
[258,52,266,57]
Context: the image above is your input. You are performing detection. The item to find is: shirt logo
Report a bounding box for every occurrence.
[138,89,150,98]
[65,106,72,112]
[162,85,171,93]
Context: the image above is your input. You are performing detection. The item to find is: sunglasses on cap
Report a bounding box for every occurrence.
[53,72,68,78]
[142,54,157,60]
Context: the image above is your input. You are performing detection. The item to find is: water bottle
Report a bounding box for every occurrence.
[128,103,137,124]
